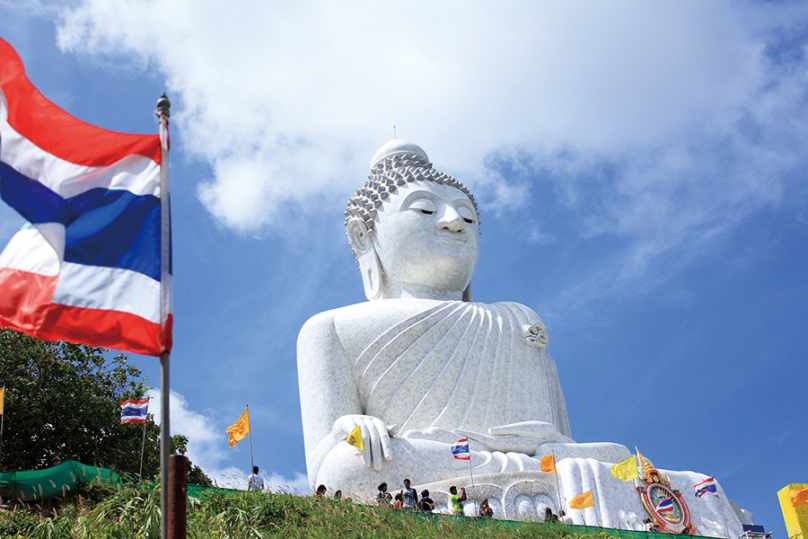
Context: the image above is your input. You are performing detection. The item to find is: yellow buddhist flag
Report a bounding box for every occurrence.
[226,407,250,448]
[0,386,4,415]
[611,455,639,481]
[779,484,808,539]
[791,487,808,507]
[569,490,595,510]
[540,454,556,474]
[346,425,364,451]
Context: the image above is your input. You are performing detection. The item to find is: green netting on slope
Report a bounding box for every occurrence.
[0,460,122,502]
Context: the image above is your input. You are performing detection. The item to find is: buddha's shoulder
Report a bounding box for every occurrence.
[301,299,444,331]
[299,299,542,340]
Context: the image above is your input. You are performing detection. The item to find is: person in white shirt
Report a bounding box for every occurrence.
[247,466,265,492]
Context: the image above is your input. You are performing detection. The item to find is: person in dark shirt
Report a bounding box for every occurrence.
[376,482,391,505]
[417,489,435,512]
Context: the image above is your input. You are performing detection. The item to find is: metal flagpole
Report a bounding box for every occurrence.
[156,93,172,539]
[468,454,475,498]
[247,404,255,474]
[138,402,149,482]
[365,464,373,504]
[0,385,5,461]
[552,451,563,511]
[713,479,730,538]
[160,352,170,538]
[591,489,601,528]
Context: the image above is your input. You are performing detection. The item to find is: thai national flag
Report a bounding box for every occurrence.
[656,495,675,513]
[0,38,171,356]
[694,477,719,498]
[120,398,149,424]
[451,438,470,460]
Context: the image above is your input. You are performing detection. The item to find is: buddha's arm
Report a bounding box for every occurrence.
[297,310,392,480]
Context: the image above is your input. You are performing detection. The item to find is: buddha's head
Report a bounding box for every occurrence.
[345,140,480,301]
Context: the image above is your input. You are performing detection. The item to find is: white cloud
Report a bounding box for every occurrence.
[146,388,234,482]
[202,466,310,495]
[263,472,311,496]
[42,0,808,317]
[146,388,310,492]
[52,0,808,235]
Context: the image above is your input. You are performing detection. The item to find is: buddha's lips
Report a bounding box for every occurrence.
[435,232,467,244]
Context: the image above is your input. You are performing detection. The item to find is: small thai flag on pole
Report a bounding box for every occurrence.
[120,398,149,424]
[451,438,470,460]
[694,477,719,498]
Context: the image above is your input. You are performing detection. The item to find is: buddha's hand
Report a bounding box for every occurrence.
[331,415,394,471]
[455,421,565,456]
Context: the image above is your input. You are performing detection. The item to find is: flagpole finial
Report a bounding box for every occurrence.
[157,93,170,118]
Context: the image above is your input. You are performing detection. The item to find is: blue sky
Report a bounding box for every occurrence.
[1,1,807,536]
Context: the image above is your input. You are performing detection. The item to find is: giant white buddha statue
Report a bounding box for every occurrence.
[297,140,747,532]
[298,140,627,486]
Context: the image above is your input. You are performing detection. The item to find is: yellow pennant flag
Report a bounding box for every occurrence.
[611,455,639,481]
[346,425,364,451]
[0,386,4,415]
[569,490,595,510]
[790,487,808,507]
[226,407,250,448]
[540,454,556,474]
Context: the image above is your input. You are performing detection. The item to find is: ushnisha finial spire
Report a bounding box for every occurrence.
[156,92,170,118]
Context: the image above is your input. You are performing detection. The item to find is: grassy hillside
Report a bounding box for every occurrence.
[0,481,614,539]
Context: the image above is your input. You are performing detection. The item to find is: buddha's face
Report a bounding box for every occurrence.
[372,180,479,296]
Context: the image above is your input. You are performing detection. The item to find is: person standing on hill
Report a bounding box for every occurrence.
[247,466,265,492]
[401,478,418,509]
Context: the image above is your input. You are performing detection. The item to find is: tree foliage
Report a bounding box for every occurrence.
[0,329,160,477]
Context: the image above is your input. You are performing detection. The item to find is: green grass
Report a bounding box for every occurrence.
[0,481,617,539]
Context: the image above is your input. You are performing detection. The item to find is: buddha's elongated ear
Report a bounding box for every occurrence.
[347,218,383,301]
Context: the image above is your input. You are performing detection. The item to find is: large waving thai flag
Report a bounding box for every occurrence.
[0,38,171,356]
[694,477,719,498]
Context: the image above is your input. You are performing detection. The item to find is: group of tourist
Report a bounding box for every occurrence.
[375,479,439,512]
[375,480,486,518]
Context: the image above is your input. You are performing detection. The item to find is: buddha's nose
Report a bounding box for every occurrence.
[437,205,465,233]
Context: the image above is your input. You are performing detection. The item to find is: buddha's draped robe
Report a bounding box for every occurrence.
[340,300,571,440]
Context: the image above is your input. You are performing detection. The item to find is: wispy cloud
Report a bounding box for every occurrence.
[53,1,808,237]
[146,389,236,482]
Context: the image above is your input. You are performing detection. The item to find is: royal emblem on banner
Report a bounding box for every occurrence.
[635,451,695,534]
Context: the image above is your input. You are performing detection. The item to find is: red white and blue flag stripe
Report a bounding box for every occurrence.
[451,438,470,460]
[655,495,675,513]
[694,477,719,498]
[0,38,171,356]
[120,398,149,424]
